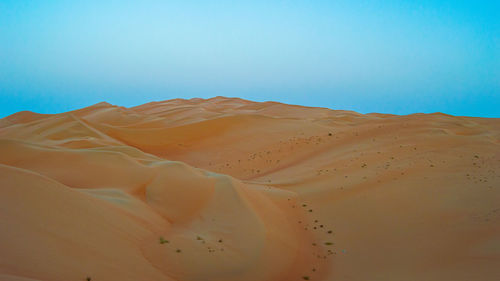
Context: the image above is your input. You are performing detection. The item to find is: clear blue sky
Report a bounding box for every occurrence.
[1,0,498,117]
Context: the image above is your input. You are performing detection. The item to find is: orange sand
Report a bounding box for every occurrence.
[0,97,499,281]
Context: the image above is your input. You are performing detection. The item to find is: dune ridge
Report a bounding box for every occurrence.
[0,97,499,281]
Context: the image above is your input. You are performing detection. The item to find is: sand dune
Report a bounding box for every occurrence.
[1,97,499,281]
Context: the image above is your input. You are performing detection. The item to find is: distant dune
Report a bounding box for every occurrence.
[1,97,499,281]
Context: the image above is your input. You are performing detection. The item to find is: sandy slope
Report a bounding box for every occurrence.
[0,97,499,281]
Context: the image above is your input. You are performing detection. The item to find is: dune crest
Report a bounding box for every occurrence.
[1,97,499,281]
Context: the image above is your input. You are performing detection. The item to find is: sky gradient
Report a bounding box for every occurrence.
[1,0,499,118]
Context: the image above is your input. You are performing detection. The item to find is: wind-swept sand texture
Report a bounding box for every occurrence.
[1,97,499,281]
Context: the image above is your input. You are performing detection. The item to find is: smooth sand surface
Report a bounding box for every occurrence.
[0,97,499,281]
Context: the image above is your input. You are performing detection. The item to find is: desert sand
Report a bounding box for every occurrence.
[0,97,499,281]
